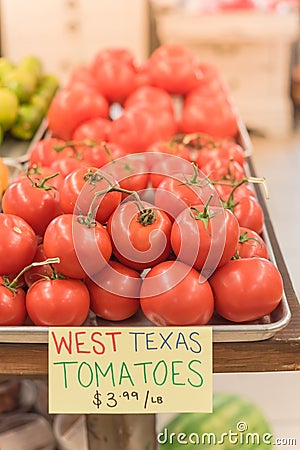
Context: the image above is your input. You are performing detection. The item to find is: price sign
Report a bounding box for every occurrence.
[48,326,212,414]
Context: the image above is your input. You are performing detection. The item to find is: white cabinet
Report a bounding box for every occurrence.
[1,0,149,85]
[154,10,299,136]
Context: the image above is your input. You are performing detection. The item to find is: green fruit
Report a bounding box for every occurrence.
[18,55,43,82]
[10,103,43,140]
[30,93,48,115]
[0,124,3,145]
[3,68,38,103]
[159,393,273,449]
[0,87,19,131]
[0,57,15,83]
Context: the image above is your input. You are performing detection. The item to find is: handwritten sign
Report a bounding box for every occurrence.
[48,326,212,414]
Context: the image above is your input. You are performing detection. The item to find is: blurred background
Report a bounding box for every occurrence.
[0,0,300,448]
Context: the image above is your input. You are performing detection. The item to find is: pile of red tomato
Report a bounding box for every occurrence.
[0,44,283,328]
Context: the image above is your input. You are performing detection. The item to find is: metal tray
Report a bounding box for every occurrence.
[0,122,292,343]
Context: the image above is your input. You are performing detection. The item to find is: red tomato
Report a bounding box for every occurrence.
[124,86,175,116]
[24,244,53,288]
[140,260,214,326]
[180,93,238,139]
[47,86,109,140]
[171,205,239,271]
[93,58,136,104]
[58,167,121,224]
[232,196,264,234]
[209,258,283,322]
[107,201,172,270]
[72,117,112,143]
[29,138,75,167]
[0,213,37,276]
[148,44,200,95]
[0,277,27,325]
[86,261,141,321]
[133,60,151,88]
[109,107,161,153]
[26,278,90,326]
[43,214,112,279]
[237,227,269,259]
[201,158,245,183]
[2,176,63,236]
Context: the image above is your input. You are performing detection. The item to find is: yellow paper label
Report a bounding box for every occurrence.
[48,326,212,414]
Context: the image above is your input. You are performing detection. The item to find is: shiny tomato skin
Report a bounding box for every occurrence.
[140,260,214,326]
[237,227,269,259]
[86,261,141,321]
[0,280,27,326]
[43,214,112,279]
[92,47,135,70]
[26,278,90,326]
[171,206,239,270]
[47,87,109,140]
[214,183,255,203]
[2,177,63,237]
[209,258,283,322]
[233,196,264,234]
[107,201,172,271]
[0,213,37,276]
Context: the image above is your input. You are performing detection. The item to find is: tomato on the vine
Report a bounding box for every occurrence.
[2,173,63,236]
[237,227,269,259]
[107,201,172,271]
[209,257,283,322]
[72,117,112,143]
[43,214,112,279]
[171,204,239,271]
[140,260,214,326]
[58,167,121,224]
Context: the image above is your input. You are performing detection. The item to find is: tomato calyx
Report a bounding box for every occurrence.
[180,162,210,188]
[1,257,60,293]
[239,230,263,248]
[189,194,218,232]
[137,208,157,226]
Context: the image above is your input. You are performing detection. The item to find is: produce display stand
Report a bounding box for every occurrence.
[0,122,300,450]
[0,123,299,377]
